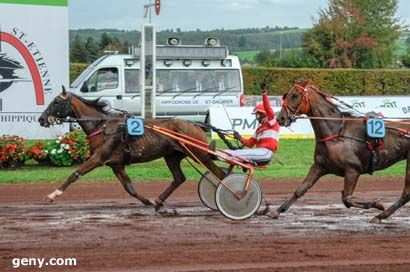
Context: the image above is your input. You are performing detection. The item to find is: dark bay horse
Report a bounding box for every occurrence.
[275,81,410,223]
[38,88,225,211]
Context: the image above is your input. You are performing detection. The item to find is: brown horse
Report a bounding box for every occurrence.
[38,88,225,211]
[275,81,410,223]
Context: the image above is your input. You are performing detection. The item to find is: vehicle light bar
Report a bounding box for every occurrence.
[132,45,228,59]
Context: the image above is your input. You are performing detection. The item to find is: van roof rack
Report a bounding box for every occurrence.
[104,50,119,55]
[131,45,228,60]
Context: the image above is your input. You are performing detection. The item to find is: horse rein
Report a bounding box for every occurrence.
[282,84,366,143]
[281,84,410,141]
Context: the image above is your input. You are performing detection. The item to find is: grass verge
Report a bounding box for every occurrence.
[0,139,405,184]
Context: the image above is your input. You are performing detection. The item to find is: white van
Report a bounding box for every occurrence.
[69,43,244,122]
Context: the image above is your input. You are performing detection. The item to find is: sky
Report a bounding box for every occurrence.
[69,0,410,31]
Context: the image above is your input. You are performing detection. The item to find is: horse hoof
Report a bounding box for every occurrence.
[44,196,54,203]
[255,205,270,216]
[154,201,164,212]
[271,210,280,219]
[370,217,382,224]
[155,205,163,212]
[374,200,385,211]
[144,199,155,206]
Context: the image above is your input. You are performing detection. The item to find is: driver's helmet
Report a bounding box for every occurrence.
[252,103,266,115]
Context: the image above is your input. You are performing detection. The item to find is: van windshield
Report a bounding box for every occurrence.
[70,56,109,88]
[156,69,241,95]
[70,66,95,88]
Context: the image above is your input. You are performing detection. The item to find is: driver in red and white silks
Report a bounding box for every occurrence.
[230,90,280,163]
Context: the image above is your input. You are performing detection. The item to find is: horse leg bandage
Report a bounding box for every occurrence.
[48,189,63,200]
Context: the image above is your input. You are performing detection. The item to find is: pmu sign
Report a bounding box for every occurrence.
[210,106,315,139]
[0,0,69,139]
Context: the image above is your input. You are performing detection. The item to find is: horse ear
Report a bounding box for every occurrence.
[62,85,67,95]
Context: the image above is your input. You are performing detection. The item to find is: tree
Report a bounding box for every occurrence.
[98,33,122,54]
[255,49,320,68]
[238,35,247,48]
[254,50,274,66]
[402,45,410,68]
[278,50,321,68]
[99,32,112,50]
[85,37,99,63]
[302,0,402,68]
[70,35,88,63]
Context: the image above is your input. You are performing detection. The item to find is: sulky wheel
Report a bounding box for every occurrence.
[198,168,227,210]
[215,174,262,220]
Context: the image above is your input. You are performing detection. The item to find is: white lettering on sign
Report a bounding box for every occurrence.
[160,97,237,106]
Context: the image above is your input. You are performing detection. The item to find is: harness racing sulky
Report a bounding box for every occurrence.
[275,81,410,223]
[38,87,268,220]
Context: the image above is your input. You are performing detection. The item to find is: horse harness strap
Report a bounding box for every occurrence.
[122,131,132,165]
[87,128,103,139]
[317,116,346,143]
[317,133,367,144]
[83,115,133,165]
[317,133,340,143]
[88,116,132,165]
[314,114,381,175]
[121,115,134,165]
[86,119,108,140]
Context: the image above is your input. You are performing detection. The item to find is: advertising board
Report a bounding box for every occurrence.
[210,96,410,139]
[0,0,69,139]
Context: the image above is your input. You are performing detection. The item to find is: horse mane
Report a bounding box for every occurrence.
[293,79,359,118]
[72,93,109,114]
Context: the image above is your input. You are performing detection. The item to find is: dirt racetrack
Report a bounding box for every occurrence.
[1,176,410,272]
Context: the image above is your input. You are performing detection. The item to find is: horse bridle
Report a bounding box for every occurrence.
[57,93,73,116]
[49,93,105,127]
[44,92,74,125]
[52,93,129,140]
[281,84,312,120]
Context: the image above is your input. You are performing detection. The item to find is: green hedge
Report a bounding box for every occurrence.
[70,63,410,96]
[243,67,410,95]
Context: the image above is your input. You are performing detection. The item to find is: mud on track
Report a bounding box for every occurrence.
[1,176,410,272]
